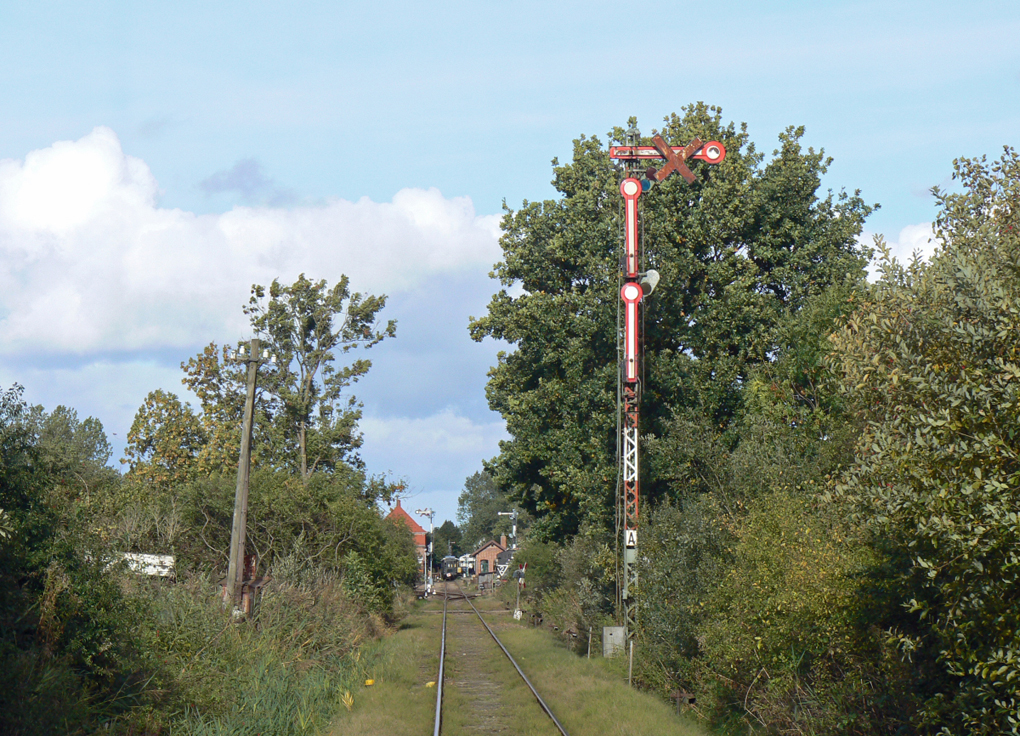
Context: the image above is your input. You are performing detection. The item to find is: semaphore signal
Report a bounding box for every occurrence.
[609,127,726,638]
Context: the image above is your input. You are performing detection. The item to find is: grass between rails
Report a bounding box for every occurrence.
[327,591,709,736]
[439,602,559,736]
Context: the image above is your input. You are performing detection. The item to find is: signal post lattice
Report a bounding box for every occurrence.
[609,133,726,637]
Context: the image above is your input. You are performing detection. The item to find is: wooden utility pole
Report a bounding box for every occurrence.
[225,338,260,608]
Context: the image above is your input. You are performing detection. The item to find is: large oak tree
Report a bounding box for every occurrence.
[470,104,874,538]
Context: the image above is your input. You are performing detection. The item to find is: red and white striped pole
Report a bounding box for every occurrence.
[609,136,726,639]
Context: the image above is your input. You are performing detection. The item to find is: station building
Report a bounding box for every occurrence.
[472,535,512,590]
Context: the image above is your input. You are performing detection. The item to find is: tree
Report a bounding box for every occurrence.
[181,341,279,475]
[432,520,462,559]
[829,147,1020,733]
[456,471,517,550]
[470,103,874,538]
[0,385,148,733]
[122,389,206,491]
[182,273,395,480]
[22,404,117,506]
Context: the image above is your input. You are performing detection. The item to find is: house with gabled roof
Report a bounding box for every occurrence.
[472,535,508,590]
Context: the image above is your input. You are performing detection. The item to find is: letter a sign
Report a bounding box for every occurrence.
[625,529,638,548]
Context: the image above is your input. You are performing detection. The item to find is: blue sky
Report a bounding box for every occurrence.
[1,1,1018,525]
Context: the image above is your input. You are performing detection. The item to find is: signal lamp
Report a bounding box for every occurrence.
[639,269,661,296]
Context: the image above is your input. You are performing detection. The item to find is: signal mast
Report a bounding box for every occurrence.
[609,127,726,636]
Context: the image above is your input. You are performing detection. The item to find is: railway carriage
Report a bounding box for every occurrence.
[441,555,460,580]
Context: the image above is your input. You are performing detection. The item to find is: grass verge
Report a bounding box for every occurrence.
[328,591,709,736]
[492,619,709,736]
[323,598,442,735]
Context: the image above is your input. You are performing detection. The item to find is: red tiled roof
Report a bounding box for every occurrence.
[386,499,426,534]
[472,539,506,557]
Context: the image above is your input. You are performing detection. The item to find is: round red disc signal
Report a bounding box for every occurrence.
[620,282,642,304]
[620,177,642,200]
[693,141,726,164]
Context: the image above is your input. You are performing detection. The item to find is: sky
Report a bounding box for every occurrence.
[0,0,1017,527]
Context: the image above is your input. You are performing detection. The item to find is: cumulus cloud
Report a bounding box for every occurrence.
[360,408,507,458]
[358,408,508,519]
[883,222,940,263]
[0,358,189,438]
[0,127,502,356]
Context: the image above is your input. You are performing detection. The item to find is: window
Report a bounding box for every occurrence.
[481,559,489,574]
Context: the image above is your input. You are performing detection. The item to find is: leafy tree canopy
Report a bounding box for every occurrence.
[123,273,395,484]
[22,404,116,505]
[432,519,463,559]
[243,273,396,479]
[122,389,206,491]
[470,103,874,538]
[829,147,1020,734]
[456,470,522,551]
[0,385,148,733]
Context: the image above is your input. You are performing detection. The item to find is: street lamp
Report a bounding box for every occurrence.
[415,507,435,595]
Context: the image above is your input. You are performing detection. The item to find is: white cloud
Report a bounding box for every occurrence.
[0,357,193,460]
[360,408,507,458]
[883,222,940,263]
[358,408,508,522]
[0,127,502,356]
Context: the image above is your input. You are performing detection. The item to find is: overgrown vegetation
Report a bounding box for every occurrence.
[136,573,388,736]
[473,107,1020,733]
[827,148,1020,733]
[6,109,1019,734]
[0,274,418,734]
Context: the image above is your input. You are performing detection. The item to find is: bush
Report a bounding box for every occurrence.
[830,148,1020,733]
[0,386,154,735]
[512,530,615,653]
[100,466,419,613]
[638,494,732,692]
[697,491,913,734]
[123,572,378,735]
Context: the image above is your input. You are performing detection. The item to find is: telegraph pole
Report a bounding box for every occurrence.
[225,338,274,609]
[609,129,726,637]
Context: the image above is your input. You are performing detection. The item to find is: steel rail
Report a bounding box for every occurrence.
[459,584,571,736]
[433,589,448,736]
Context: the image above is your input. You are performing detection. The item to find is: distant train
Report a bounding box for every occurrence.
[441,555,460,580]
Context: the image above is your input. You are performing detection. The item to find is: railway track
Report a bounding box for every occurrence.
[432,581,569,736]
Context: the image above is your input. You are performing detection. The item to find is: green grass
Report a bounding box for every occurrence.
[328,592,710,736]
[492,621,709,736]
[324,599,442,735]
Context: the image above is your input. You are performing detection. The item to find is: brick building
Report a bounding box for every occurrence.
[472,535,508,590]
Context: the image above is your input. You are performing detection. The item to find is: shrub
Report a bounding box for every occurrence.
[830,148,1020,733]
[124,572,377,735]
